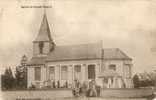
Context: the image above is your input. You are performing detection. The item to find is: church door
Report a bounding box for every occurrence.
[88,64,96,79]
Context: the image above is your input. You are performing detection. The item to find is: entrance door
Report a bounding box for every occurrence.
[88,64,96,79]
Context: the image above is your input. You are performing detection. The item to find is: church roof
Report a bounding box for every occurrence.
[46,43,102,62]
[27,43,132,65]
[34,13,53,42]
[46,44,132,62]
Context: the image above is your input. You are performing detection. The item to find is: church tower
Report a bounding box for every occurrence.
[33,13,55,57]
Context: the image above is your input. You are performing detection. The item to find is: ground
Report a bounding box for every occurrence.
[53,97,148,100]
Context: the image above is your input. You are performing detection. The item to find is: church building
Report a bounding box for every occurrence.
[27,13,134,89]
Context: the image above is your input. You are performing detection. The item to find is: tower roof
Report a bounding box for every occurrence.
[34,13,53,42]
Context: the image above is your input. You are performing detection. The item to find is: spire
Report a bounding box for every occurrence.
[34,12,53,42]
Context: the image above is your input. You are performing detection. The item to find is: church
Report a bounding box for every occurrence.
[27,13,134,89]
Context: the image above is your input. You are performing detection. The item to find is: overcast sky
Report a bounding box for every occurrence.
[0,0,156,74]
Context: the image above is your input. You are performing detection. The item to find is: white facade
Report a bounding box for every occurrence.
[27,59,133,88]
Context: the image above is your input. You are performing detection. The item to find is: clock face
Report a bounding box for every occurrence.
[38,41,44,54]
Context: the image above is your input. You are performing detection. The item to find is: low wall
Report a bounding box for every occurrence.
[0,88,153,100]
[100,88,153,98]
[0,89,73,100]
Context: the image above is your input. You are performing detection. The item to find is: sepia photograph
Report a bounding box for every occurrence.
[0,0,156,100]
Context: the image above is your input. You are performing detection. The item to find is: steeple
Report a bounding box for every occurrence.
[34,13,53,42]
[33,12,55,57]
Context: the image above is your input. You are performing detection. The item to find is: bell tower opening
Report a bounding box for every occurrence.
[38,41,44,54]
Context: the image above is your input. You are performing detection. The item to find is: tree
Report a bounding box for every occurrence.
[133,74,140,88]
[147,72,156,87]
[137,72,155,87]
[15,55,28,89]
[2,67,15,90]
[15,65,27,89]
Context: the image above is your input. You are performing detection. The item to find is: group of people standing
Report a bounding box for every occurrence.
[72,79,101,97]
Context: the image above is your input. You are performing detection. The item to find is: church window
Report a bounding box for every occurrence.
[74,65,81,80]
[34,67,41,81]
[49,66,55,80]
[88,64,96,79]
[38,41,44,54]
[61,65,68,80]
[109,64,116,71]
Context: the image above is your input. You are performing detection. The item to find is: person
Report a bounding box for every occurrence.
[65,81,68,88]
[88,80,97,97]
[96,85,101,97]
[29,83,35,89]
[57,80,60,88]
[53,81,56,88]
[80,81,88,97]
[72,80,81,97]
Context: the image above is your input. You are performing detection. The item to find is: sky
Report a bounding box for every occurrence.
[0,0,156,74]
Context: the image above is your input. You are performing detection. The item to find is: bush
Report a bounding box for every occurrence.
[133,74,140,88]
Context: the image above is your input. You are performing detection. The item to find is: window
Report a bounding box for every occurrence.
[125,65,131,78]
[34,67,41,81]
[61,65,68,80]
[74,65,81,80]
[109,64,116,71]
[38,41,44,54]
[88,64,96,79]
[74,65,81,72]
[103,78,108,83]
[49,66,55,80]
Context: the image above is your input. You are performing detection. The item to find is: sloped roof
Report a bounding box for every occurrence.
[28,43,132,65]
[46,43,102,61]
[34,14,52,42]
[103,48,132,60]
[27,57,46,65]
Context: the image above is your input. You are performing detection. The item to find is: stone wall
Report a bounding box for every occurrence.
[100,88,153,98]
[1,89,73,100]
[0,88,153,100]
